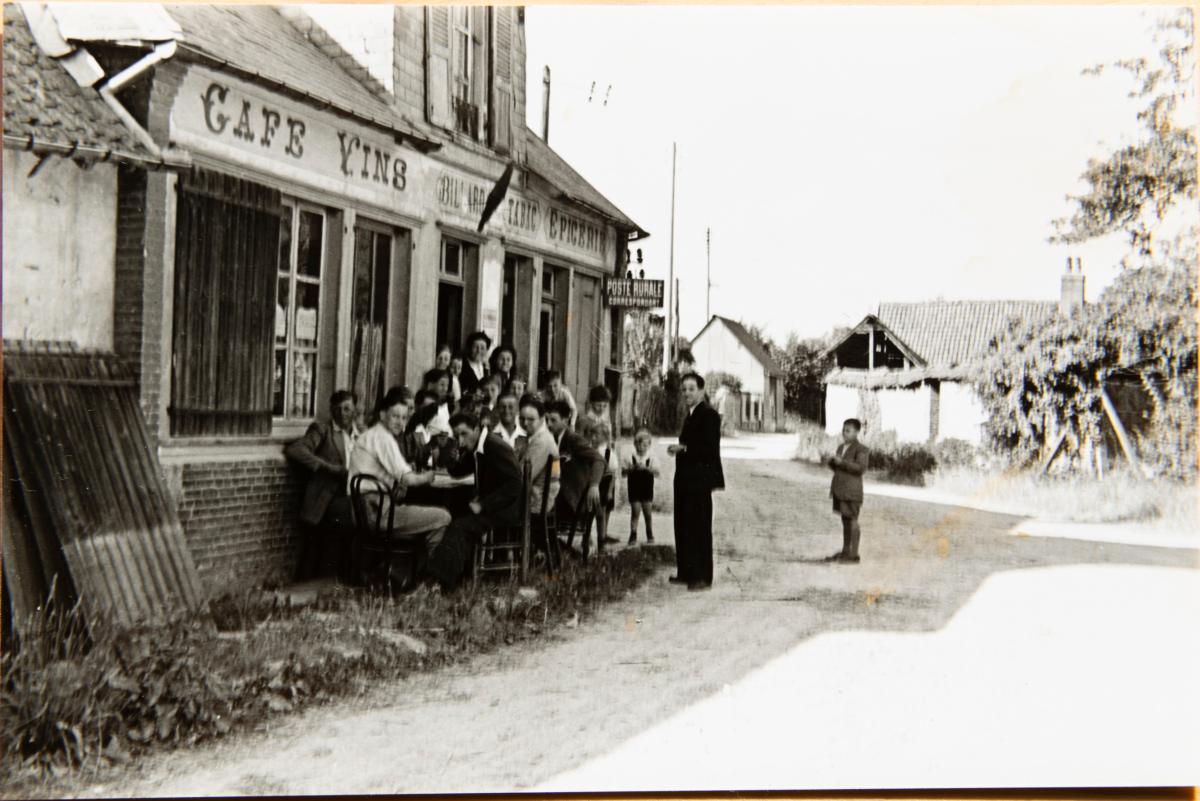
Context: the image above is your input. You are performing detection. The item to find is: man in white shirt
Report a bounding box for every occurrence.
[350,388,450,558]
[493,391,527,458]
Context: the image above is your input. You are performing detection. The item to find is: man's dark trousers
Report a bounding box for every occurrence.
[672,399,724,585]
[673,484,713,584]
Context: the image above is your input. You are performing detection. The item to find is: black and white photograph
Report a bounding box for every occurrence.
[1,1,1197,795]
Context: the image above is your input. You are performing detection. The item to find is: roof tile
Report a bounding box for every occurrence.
[3,4,153,160]
[876,300,1058,368]
[523,126,644,235]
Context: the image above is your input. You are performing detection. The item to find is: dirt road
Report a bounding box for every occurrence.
[78,450,1196,796]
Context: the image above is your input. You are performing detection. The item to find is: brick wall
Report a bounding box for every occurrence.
[171,456,307,588]
[111,60,187,441]
[392,5,426,122]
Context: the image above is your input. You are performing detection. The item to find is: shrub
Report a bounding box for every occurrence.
[877,443,938,486]
[1,547,675,785]
[704,371,742,393]
[931,438,984,470]
[793,420,837,462]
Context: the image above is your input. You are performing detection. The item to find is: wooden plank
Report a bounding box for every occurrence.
[1100,386,1150,479]
[1040,429,1069,475]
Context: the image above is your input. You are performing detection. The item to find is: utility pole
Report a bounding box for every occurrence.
[706,227,711,321]
[542,66,551,142]
[674,277,680,354]
[662,142,676,376]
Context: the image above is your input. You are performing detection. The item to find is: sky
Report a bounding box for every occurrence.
[524,5,1192,344]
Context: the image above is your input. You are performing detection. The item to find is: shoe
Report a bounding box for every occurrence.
[627,536,637,546]
[822,552,845,562]
[838,554,861,564]
[668,575,687,584]
[687,581,712,592]
[646,536,655,544]
[603,535,620,545]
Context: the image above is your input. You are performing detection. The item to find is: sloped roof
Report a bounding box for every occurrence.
[692,315,784,377]
[523,127,646,237]
[877,300,1057,369]
[3,5,158,163]
[164,4,434,146]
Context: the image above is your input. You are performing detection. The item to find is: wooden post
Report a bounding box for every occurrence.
[867,324,875,371]
[519,461,532,582]
[1041,429,1069,475]
[1100,387,1149,478]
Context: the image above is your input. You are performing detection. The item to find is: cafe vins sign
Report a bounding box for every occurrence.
[605,278,664,309]
[172,67,410,198]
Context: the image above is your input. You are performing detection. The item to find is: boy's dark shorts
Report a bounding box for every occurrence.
[833,498,862,519]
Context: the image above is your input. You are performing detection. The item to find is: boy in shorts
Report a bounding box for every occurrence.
[825,418,869,563]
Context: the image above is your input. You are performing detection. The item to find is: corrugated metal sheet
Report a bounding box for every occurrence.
[3,341,205,627]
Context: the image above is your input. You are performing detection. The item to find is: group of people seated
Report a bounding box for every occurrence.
[285,330,626,591]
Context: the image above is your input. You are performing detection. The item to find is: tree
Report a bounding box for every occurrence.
[623,312,664,382]
[1052,9,1196,265]
[978,248,1196,477]
[995,8,1198,478]
[776,334,833,422]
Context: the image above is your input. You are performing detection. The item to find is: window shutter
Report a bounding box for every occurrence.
[489,6,514,154]
[471,5,488,143]
[170,170,281,437]
[425,6,452,129]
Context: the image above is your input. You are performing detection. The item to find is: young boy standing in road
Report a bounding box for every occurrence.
[825,418,870,563]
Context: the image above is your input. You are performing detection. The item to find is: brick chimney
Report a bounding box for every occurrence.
[1061,256,1085,314]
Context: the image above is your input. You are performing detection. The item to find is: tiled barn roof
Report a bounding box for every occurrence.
[876,300,1058,369]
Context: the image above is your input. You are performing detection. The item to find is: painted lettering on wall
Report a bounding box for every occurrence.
[194,79,408,192]
[505,196,540,233]
[548,208,605,254]
[437,173,488,214]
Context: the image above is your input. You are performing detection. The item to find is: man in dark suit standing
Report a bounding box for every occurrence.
[284,389,362,581]
[668,373,725,591]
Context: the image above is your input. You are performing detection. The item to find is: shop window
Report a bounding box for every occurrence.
[351,222,392,416]
[274,204,326,420]
[438,237,476,354]
[442,239,463,278]
[170,170,282,437]
[542,266,556,298]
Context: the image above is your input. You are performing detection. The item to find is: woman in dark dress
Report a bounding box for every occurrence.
[458,331,492,398]
[489,343,518,393]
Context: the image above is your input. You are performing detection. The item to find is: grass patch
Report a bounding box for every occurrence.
[929,466,1198,529]
[1,546,675,789]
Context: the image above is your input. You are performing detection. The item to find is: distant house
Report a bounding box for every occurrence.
[824,262,1085,445]
[690,315,786,432]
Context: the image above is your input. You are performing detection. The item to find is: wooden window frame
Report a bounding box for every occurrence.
[274,200,328,423]
[440,238,466,283]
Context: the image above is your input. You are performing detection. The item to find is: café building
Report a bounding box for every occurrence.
[39,4,646,586]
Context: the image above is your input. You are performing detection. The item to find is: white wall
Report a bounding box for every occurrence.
[825,381,931,443]
[302,4,394,93]
[939,381,986,444]
[690,321,766,395]
[825,383,859,436]
[2,149,117,350]
[877,384,931,443]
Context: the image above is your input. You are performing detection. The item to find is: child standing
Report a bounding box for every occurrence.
[584,418,619,548]
[623,429,658,545]
[825,418,869,563]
